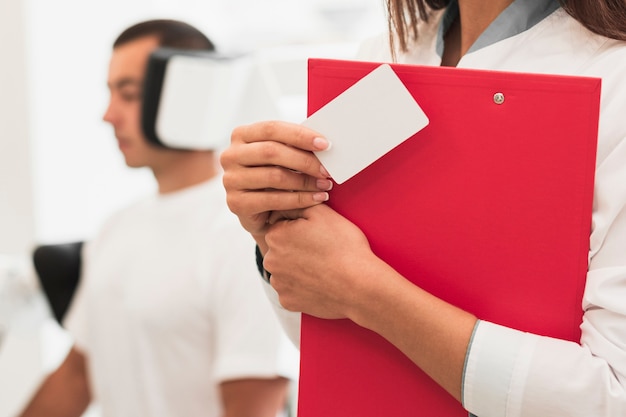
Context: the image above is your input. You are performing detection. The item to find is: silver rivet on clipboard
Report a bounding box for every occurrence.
[493,92,505,105]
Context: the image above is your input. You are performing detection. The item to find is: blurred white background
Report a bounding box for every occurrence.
[0,2,386,415]
[1,0,387,256]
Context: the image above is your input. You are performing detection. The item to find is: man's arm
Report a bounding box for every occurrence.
[220,376,290,417]
[20,346,91,417]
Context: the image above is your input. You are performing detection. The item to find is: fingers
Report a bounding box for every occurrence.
[223,124,331,181]
[220,120,333,238]
[232,121,330,152]
[223,165,332,194]
[267,209,307,224]
[226,190,329,221]
[223,165,331,228]
[231,141,329,179]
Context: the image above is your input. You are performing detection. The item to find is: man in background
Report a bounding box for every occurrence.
[20,19,297,417]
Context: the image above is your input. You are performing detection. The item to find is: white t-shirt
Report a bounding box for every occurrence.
[65,177,299,417]
[268,7,626,417]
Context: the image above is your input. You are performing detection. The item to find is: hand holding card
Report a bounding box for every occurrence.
[302,63,429,184]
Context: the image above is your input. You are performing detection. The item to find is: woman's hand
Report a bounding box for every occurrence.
[265,204,476,402]
[264,204,383,321]
[220,121,333,251]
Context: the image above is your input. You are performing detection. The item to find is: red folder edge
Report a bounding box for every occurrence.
[298,58,600,417]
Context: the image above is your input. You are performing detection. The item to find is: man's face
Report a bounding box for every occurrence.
[103,36,162,168]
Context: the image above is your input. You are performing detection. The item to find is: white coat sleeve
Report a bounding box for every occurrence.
[261,280,301,349]
[463,97,626,417]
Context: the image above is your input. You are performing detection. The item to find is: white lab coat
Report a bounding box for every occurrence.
[266,7,626,417]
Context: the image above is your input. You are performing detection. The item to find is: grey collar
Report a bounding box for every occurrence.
[436,0,561,57]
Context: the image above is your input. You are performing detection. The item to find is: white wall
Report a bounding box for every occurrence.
[0,0,35,256]
[1,0,387,255]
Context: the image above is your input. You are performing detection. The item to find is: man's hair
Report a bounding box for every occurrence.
[113,19,215,51]
[387,0,626,55]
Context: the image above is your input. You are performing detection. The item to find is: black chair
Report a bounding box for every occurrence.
[32,241,84,324]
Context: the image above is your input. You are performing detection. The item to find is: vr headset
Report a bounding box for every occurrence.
[141,48,279,150]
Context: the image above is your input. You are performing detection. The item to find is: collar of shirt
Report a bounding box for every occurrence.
[435,0,561,57]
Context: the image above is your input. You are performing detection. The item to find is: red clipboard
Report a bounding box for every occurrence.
[298,58,600,416]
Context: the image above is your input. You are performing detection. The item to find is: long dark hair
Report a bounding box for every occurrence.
[387,0,626,55]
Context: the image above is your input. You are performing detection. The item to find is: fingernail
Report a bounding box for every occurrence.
[316,179,333,191]
[313,192,329,202]
[313,137,330,150]
[320,164,330,178]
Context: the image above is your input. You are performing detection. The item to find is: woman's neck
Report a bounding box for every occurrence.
[441,0,515,66]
